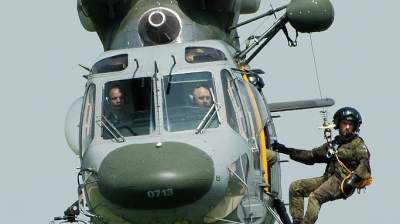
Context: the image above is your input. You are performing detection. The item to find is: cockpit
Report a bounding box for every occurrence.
[79,44,269,149]
[98,72,220,141]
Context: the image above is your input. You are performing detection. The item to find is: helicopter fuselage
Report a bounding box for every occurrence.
[70,40,281,224]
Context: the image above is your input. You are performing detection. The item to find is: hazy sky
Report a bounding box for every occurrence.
[0,1,398,223]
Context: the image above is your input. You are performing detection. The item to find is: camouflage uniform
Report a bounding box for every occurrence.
[286,136,371,224]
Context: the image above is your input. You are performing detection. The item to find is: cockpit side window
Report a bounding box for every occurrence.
[236,81,265,137]
[102,77,155,139]
[91,54,128,74]
[81,84,95,157]
[185,47,227,63]
[247,83,268,128]
[221,70,248,140]
[162,72,218,132]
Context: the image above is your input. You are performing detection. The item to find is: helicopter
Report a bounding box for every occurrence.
[55,0,335,223]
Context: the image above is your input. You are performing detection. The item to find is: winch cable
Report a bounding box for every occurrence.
[309,34,325,112]
[309,33,335,130]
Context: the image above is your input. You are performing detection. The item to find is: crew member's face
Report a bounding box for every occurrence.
[193,87,212,107]
[339,119,354,136]
[108,88,125,111]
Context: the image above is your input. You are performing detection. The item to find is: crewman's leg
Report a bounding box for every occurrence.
[289,176,325,223]
[303,175,343,224]
[267,150,277,166]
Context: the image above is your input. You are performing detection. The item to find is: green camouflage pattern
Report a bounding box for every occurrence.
[289,175,342,223]
[288,137,371,180]
[287,136,371,223]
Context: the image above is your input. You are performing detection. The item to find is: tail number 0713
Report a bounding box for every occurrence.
[147,189,174,198]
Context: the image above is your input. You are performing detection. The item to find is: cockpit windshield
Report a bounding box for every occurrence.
[162,72,219,132]
[102,77,155,139]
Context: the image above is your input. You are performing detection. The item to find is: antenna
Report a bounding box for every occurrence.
[78,64,90,72]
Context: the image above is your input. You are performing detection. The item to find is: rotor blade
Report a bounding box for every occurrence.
[269,98,335,112]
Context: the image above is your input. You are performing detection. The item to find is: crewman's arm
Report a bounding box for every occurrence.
[353,142,371,180]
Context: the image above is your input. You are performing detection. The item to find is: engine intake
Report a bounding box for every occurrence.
[138,8,181,45]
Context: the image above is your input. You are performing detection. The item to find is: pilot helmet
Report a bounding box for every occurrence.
[333,107,362,132]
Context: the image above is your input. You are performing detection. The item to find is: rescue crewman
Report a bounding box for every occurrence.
[272,107,372,224]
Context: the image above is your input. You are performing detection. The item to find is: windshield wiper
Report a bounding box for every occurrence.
[195,88,221,134]
[166,55,176,95]
[210,87,221,124]
[96,115,125,143]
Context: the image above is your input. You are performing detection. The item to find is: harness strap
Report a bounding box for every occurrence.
[323,158,335,181]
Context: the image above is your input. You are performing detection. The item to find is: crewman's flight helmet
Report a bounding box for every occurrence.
[333,107,362,132]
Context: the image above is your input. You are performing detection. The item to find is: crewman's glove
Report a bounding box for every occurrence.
[341,175,358,196]
[271,142,292,155]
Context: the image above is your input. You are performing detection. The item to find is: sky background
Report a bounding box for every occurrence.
[0,1,398,223]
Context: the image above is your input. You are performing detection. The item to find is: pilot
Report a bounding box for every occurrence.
[272,107,372,224]
[193,84,213,107]
[106,86,130,124]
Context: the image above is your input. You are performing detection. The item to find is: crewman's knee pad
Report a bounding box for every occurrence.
[289,180,302,196]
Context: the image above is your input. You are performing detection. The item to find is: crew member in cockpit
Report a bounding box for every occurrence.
[104,86,138,137]
[106,86,130,124]
[193,84,213,107]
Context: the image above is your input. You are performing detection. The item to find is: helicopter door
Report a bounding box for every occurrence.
[235,81,266,137]
[80,84,95,157]
[221,70,268,174]
[221,70,249,140]
[235,80,268,175]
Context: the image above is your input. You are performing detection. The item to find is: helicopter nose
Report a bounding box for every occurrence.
[97,142,214,210]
